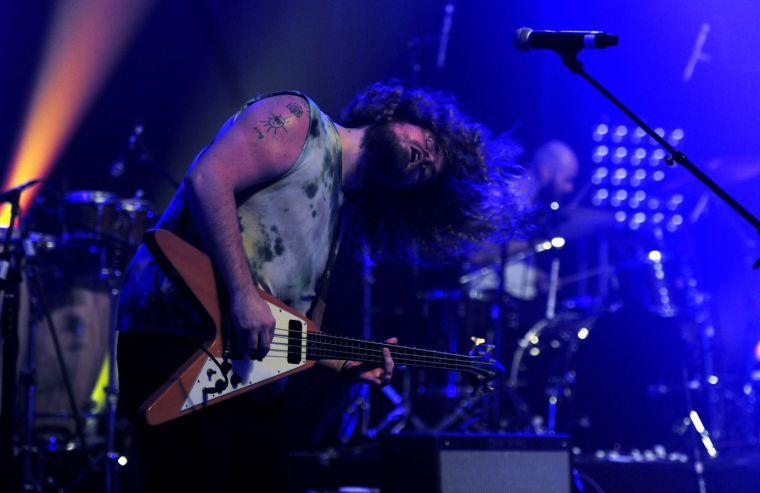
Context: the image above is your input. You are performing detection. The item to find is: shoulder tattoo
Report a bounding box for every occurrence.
[287,102,304,118]
[260,112,291,134]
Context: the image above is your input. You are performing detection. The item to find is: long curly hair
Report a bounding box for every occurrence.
[340,81,526,263]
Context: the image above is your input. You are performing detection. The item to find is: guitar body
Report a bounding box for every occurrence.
[139,229,317,425]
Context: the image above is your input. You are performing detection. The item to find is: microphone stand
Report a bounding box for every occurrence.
[0,189,23,492]
[552,47,760,270]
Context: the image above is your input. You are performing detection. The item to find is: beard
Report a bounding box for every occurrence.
[358,123,409,188]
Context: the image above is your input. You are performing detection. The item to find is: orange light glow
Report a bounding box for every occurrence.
[1,0,153,226]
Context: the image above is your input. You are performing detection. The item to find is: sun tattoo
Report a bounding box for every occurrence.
[261,112,291,134]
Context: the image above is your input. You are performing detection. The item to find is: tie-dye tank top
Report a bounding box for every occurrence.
[117,91,343,339]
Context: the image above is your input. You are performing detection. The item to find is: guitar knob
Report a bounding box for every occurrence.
[230,373,242,387]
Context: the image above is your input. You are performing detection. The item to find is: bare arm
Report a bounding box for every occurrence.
[184,94,310,357]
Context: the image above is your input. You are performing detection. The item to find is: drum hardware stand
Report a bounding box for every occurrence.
[100,245,125,493]
[337,242,428,441]
[0,180,55,493]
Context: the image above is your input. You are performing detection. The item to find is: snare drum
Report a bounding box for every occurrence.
[63,190,121,243]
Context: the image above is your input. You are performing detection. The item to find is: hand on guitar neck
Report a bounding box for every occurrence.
[340,337,397,386]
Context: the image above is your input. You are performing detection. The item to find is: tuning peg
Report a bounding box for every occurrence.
[471,336,486,346]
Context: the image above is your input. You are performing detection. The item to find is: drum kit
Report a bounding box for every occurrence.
[392,202,720,459]
[1,188,155,492]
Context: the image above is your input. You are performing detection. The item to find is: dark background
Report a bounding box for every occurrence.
[1,0,758,449]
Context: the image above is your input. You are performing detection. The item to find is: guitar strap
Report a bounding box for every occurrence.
[308,203,354,328]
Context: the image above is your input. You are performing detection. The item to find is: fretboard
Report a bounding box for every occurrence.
[304,332,479,374]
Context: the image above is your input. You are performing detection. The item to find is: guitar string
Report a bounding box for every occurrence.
[262,324,478,361]
[228,346,483,373]
[269,333,479,368]
[263,325,477,363]
[266,338,481,372]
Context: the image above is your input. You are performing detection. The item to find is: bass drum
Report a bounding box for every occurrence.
[17,248,113,438]
[511,307,690,452]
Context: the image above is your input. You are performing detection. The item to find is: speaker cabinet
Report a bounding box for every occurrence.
[381,433,571,493]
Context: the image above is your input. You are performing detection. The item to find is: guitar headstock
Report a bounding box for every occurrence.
[467,336,505,386]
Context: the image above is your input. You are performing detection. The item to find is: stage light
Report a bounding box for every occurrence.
[529,347,541,357]
[648,250,662,263]
[550,237,565,248]
[633,212,646,223]
[593,123,608,141]
[708,375,719,385]
[634,191,646,201]
[668,129,685,146]
[615,211,627,222]
[612,147,627,164]
[668,194,684,209]
[550,201,560,210]
[577,327,589,340]
[536,241,552,252]
[634,169,646,180]
[614,168,627,180]
[653,170,665,181]
[117,456,128,466]
[1,0,154,226]
[690,411,705,433]
[597,188,609,199]
[672,214,683,226]
[631,127,646,144]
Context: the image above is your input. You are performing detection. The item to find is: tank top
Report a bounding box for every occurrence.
[117,91,343,339]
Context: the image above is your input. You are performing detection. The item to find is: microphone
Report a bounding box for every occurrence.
[514,27,618,52]
[0,179,43,203]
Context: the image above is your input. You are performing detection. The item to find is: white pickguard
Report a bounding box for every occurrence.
[181,301,308,410]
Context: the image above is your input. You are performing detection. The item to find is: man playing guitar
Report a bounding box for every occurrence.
[117,81,522,491]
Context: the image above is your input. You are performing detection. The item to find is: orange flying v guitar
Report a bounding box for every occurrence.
[139,229,503,425]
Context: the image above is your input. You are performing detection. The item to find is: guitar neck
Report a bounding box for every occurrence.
[305,332,477,373]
